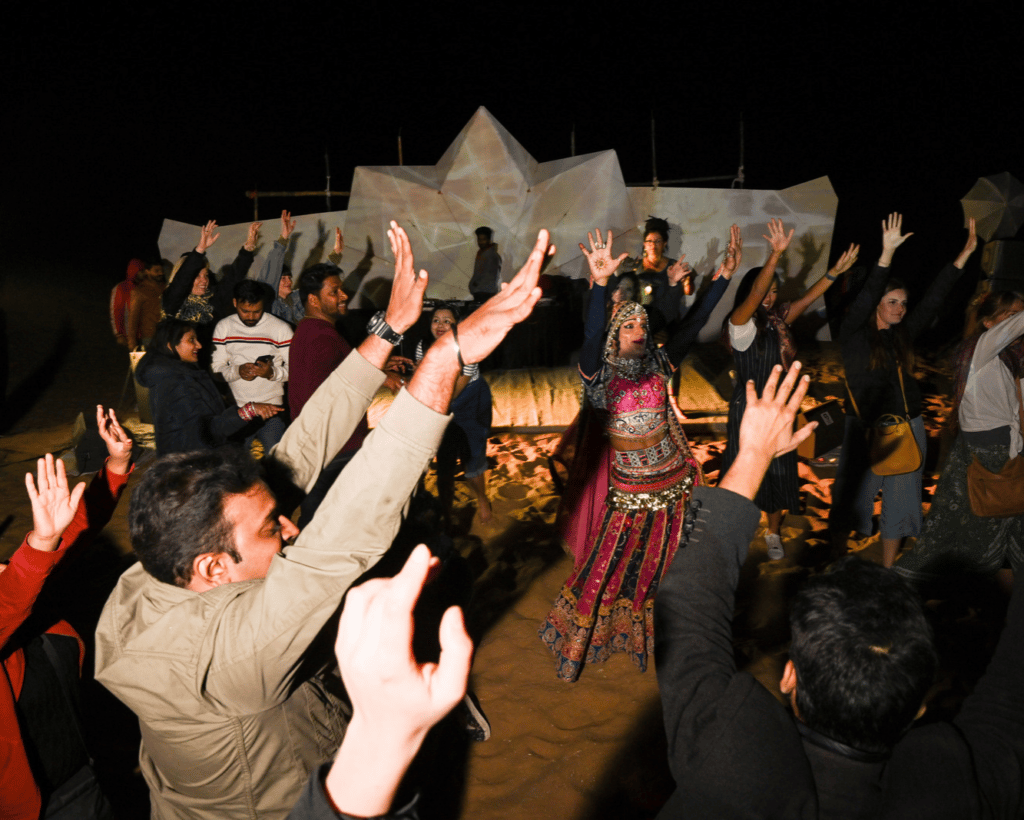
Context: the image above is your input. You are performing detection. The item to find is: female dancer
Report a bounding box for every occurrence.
[723,219,859,559]
[539,224,741,682]
[829,213,977,566]
[136,319,281,456]
[625,216,694,332]
[415,304,493,523]
[895,288,1024,585]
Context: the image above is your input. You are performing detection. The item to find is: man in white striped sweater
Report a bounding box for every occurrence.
[212,278,293,452]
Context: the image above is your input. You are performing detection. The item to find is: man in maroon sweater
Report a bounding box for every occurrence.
[289,265,404,526]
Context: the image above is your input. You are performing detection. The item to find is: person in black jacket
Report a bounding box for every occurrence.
[135,319,282,456]
[829,213,977,566]
[654,361,1024,820]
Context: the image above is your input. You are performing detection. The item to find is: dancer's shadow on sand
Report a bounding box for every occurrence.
[0,320,74,433]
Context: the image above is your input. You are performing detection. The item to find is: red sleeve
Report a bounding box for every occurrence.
[0,461,132,649]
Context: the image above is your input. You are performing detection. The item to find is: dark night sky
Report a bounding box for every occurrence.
[6,2,1024,293]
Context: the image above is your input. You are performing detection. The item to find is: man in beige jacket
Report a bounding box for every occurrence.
[95,224,552,818]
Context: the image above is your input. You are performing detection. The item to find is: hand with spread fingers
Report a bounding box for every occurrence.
[579,228,628,288]
[764,218,795,257]
[455,229,552,364]
[384,221,429,335]
[326,544,472,816]
[196,220,220,254]
[25,454,87,553]
[879,212,913,267]
[831,243,860,277]
[719,362,816,501]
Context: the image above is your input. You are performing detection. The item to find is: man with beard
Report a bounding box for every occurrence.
[212,279,292,452]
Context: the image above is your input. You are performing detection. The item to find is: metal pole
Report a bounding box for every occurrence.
[733,115,745,189]
[253,189,258,221]
[325,150,332,211]
[398,129,403,166]
[650,111,658,188]
[571,123,575,157]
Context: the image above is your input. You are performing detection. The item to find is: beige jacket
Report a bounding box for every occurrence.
[95,350,450,819]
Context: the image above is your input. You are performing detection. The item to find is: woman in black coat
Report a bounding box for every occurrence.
[136,319,282,456]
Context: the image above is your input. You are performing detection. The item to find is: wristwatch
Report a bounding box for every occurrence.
[366,311,403,346]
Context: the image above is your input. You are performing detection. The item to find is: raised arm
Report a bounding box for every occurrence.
[664,224,742,367]
[2,406,132,644]
[730,219,794,326]
[163,220,219,317]
[839,214,911,340]
[903,217,976,340]
[578,229,629,380]
[250,211,294,292]
[300,544,473,819]
[655,363,814,776]
[784,242,860,325]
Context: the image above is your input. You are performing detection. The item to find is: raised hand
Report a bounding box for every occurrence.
[25,454,87,552]
[280,210,297,241]
[667,256,693,287]
[718,362,815,501]
[954,217,978,269]
[385,221,430,335]
[579,228,628,287]
[719,223,743,279]
[243,222,263,252]
[881,212,913,250]
[96,405,132,475]
[830,243,860,276]
[196,220,220,254]
[456,229,551,363]
[333,227,344,257]
[764,218,795,256]
[327,544,472,815]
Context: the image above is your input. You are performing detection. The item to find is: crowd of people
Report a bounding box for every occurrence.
[3,209,1022,819]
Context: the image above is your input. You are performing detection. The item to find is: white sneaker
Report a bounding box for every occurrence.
[766,534,785,561]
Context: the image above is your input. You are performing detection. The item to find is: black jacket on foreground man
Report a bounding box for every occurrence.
[654,487,1024,819]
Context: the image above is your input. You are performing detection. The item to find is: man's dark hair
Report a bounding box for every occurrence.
[297,264,341,307]
[475,226,493,240]
[150,319,198,360]
[128,448,265,586]
[789,557,937,753]
[233,278,269,307]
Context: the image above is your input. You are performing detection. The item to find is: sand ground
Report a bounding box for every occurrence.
[0,267,1009,818]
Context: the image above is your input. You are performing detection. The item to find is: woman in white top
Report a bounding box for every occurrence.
[895,289,1024,585]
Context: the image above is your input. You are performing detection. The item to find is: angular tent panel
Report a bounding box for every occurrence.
[627,178,838,341]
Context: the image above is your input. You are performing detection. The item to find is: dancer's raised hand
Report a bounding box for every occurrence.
[579,229,628,287]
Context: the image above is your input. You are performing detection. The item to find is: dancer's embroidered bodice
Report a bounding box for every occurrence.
[605,372,669,442]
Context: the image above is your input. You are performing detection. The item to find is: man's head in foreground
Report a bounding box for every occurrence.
[129,448,299,590]
[783,557,937,753]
